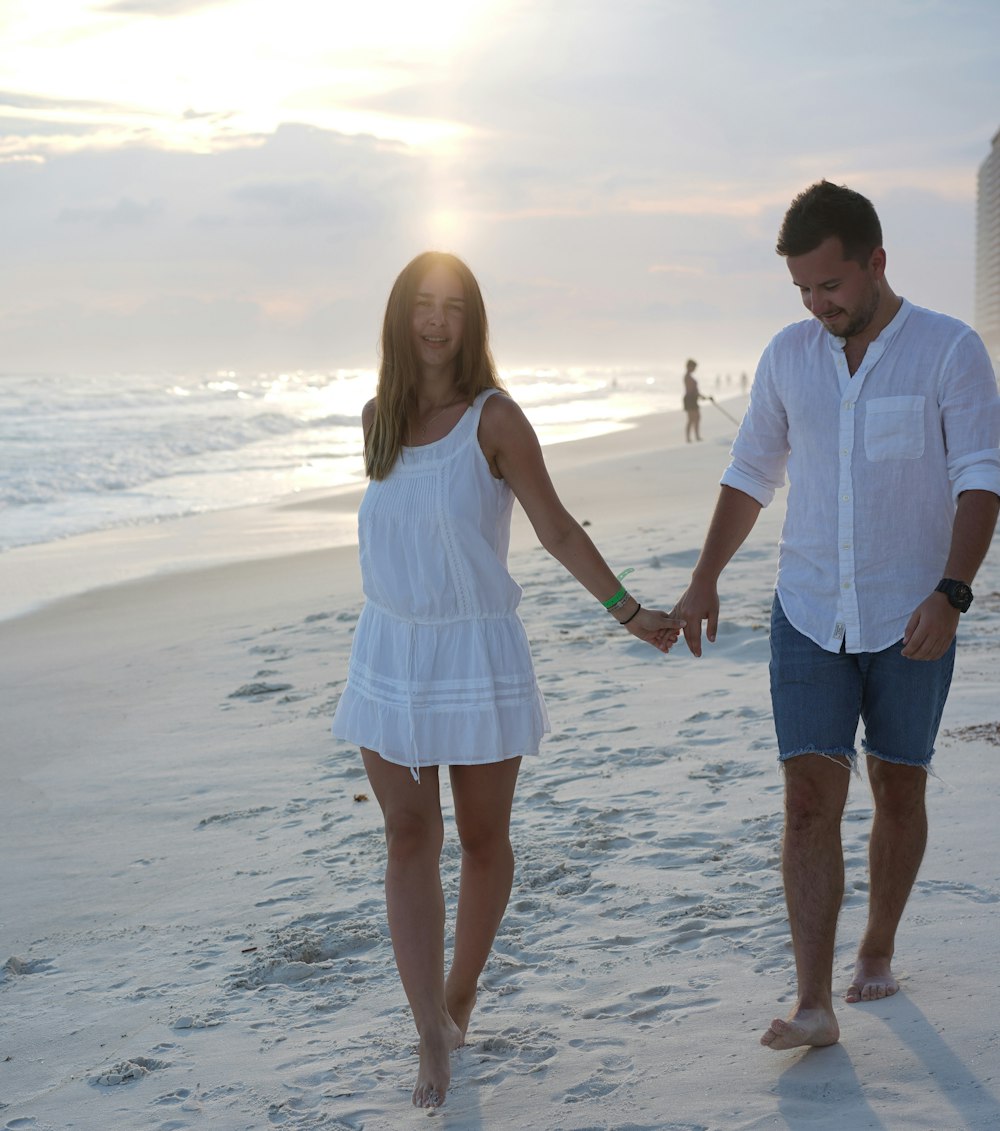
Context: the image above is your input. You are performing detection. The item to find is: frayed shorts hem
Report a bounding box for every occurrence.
[861,738,936,775]
[778,746,860,776]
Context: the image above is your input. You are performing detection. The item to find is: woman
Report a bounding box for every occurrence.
[683,357,703,442]
[332,252,682,1108]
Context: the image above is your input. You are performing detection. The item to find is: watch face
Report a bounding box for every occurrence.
[939,579,973,611]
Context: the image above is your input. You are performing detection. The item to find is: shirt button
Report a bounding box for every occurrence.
[842,581,851,589]
[842,542,851,549]
[841,447,849,455]
[842,494,850,502]
[844,401,854,409]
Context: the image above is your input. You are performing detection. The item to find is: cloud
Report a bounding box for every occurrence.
[0,0,996,374]
[231,178,385,228]
[100,0,233,14]
[0,90,126,113]
[0,123,427,371]
[58,197,165,227]
[648,264,706,277]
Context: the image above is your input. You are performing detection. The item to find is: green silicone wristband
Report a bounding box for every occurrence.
[600,567,635,609]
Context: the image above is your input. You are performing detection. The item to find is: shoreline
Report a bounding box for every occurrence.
[0,401,741,625]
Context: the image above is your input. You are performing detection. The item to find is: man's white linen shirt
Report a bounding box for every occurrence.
[722,299,1000,653]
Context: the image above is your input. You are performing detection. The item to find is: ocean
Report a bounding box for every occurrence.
[0,365,741,555]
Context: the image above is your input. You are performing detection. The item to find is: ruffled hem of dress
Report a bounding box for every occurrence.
[331,684,549,766]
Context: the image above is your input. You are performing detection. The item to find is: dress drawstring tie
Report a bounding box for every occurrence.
[406,620,421,784]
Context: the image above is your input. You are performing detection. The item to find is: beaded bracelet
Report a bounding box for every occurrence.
[605,592,632,615]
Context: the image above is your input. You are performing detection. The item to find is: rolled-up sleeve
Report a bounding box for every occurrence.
[940,330,1000,501]
[720,342,791,508]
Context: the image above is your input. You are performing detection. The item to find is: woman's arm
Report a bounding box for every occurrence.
[479,394,683,653]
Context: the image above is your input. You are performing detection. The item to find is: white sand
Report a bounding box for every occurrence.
[2,399,999,1131]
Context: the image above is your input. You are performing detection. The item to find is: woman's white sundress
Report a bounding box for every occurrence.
[332,389,549,779]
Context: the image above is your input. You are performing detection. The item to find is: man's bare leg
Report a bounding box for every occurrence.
[362,750,463,1108]
[762,753,850,1051]
[846,756,927,1003]
[445,758,521,1039]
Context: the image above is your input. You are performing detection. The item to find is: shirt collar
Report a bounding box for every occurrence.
[827,297,913,355]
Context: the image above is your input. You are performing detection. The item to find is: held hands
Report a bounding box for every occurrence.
[901,592,960,660]
[668,577,719,657]
[622,606,686,653]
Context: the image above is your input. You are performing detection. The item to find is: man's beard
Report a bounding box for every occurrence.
[823,281,880,339]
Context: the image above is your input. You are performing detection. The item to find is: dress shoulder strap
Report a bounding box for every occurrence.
[470,387,504,424]
[444,388,506,455]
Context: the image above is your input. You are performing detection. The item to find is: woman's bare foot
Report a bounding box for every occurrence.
[845,955,898,1003]
[412,1017,464,1108]
[760,1005,840,1051]
[445,981,477,1041]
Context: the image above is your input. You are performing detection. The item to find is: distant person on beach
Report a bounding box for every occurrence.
[682,358,705,442]
[332,251,684,1108]
[671,180,1000,1052]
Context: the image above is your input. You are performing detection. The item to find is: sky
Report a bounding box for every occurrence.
[1,0,998,377]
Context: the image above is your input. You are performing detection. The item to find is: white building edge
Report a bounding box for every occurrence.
[975,127,1000,371]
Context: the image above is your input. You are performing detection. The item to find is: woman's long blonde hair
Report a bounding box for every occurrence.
[365,251,505,480]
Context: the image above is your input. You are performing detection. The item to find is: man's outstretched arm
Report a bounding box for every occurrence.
[672,485,763,657]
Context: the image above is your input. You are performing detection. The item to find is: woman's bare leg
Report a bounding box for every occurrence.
[362,749,462,1108]
[446,758,521,1038]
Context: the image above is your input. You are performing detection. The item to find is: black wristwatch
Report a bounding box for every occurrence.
[935,578,973,612]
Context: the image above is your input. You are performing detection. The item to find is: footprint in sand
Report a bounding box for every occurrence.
[560,1047,636,1104]
[227,681,294,700]
[172,1013,223,1030]
[916,878,999,904]
[688,759,766,792]
[467,1026,558,1084]
[197,806,274,828]
[3,956,55,978]
[228,917,386,994]
[91,1055,169,1086]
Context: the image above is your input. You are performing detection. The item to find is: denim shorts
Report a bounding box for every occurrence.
[769,596,956,770]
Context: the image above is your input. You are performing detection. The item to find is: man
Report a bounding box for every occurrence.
[672,180,1000,1051]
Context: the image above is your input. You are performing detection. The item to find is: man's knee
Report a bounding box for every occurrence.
[867,757,926,818]
[783,754,851,828]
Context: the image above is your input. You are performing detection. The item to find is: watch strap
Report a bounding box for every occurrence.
[935,578,973,612]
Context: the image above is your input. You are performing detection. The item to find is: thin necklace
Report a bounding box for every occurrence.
[412,398,464,440]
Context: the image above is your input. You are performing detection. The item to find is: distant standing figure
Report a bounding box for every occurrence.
[682,358,704,442]
[671,179,1000,1053]
[332,251,684,1109]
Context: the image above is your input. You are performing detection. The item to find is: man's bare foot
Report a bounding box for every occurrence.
[845,955,898,1003]
[412,1017,463,1108]
[445,982,477,1041]
[760,1006,839,1051]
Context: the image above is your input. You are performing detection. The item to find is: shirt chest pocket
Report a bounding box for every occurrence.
[863,395,925,461]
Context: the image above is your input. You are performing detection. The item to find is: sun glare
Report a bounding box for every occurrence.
[424,208,471,250]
